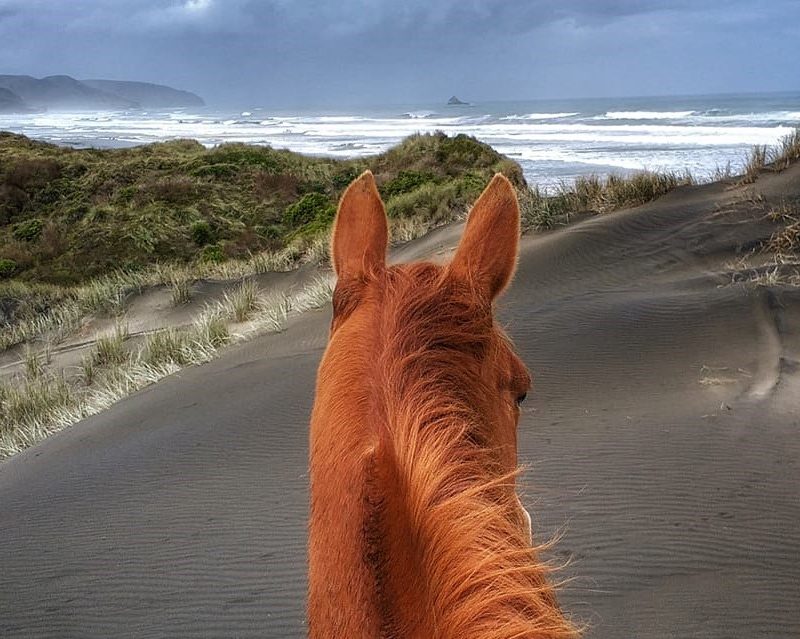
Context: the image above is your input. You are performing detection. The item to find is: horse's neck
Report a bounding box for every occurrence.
[307,388,385,638]
[367,404,576,639]
[308,369,574,639]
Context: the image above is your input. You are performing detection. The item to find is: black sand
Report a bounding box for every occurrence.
[1,168,799,637]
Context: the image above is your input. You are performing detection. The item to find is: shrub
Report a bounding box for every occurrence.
[331,166,362,190]
[190,163,238,178]
[190,220,215,246]
[201,244,225,263]
[385,181,463,223]
[5,158,61,189]
[207,144,279,169]
[12,218,43,242]
[282,192,336,228]
[0,183,29,221]
[0,259,17,278]
[253,171,299,199]
[135,177,198,205]
[382,171,437,198]
[256,224,282,240]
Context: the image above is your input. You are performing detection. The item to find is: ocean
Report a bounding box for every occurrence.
[1,92,798,190]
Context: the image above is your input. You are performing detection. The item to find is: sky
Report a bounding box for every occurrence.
[0,0,798,107]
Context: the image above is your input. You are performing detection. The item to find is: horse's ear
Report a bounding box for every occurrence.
[332,170,388,281]
[448,173,520,300]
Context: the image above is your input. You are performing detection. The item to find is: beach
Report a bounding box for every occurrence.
[1,162,798,637]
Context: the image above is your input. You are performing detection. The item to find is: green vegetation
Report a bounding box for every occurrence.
[0,258,17,278]
[0,131,521,284]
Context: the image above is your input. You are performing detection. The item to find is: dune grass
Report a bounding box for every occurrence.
[2,129,800,459]
[738,129,800,184]
[519,170,695,230]
[0,273,334,459]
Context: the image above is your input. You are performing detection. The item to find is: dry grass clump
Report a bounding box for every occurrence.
[142,328,191,367]
[0,372,72,442]
[739,145,769,185]
[256,293,293,333]
[390,216,433,244]
[221,279,261,323]
[294,276,335,312]
[772,128,800,170]
[765,209,800,254]
[738,128,800,183]
[0,246,301,351]
[166,268,193,306]
[92,324,129,367]
[22,344,46,380]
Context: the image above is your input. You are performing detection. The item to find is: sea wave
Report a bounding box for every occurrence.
[500,112,579,121]
[403,110,437,119]
[689,110,800,123]
[2,97,798,186]
[601,111,696,120]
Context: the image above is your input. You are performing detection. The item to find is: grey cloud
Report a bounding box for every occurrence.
[0,0,797,107]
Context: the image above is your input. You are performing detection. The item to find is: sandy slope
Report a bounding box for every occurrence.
[1,168,799,637]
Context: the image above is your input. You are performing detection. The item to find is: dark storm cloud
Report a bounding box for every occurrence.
[0,0,797,106]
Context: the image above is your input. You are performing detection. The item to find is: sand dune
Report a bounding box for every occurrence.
[1,167,799,637]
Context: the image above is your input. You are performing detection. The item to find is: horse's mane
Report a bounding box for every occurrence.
[361,262,577,639]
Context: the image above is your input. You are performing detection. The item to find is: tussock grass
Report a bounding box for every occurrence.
[390,216,435,244]
[169,273,193,306]
[0,245,300,350]
[80,354,95,386]
[256,293,292,333]
[92,324,129,367]
[738,128,800,183]
[191,307,231,351]
[23,345,45,380]
[0,270,340,459]
[0,372,72,441]
[519,170,695,230]
[221,279,261,323]
[740,145,769,185]
[772,128,800,170]
[294,276,335,312]
[143,328,190,367]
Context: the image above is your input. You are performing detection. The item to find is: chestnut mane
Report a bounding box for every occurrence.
[308,172,577,638]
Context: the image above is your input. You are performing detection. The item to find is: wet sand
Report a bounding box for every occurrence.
[1,167,799,637]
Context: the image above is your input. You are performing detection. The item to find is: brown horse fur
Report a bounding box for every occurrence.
[308,171,577,638]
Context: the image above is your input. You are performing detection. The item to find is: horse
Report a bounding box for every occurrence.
[308,170,577,638]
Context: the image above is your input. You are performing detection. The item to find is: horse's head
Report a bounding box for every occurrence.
[326,170,532,537]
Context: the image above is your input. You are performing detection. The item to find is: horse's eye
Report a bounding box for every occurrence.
[515,392,527,406]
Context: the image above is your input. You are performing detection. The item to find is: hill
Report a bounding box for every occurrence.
[0,88,34,114]
[0,75,204,112]
[0,132,524,283]
[0,75,135,110]
[83,79,204,108]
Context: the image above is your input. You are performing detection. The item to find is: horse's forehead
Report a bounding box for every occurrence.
[381,262,444,295]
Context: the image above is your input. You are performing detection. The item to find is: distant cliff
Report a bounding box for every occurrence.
[0,75,204,112]
[83,79,205,108]
[0,87,34,113]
